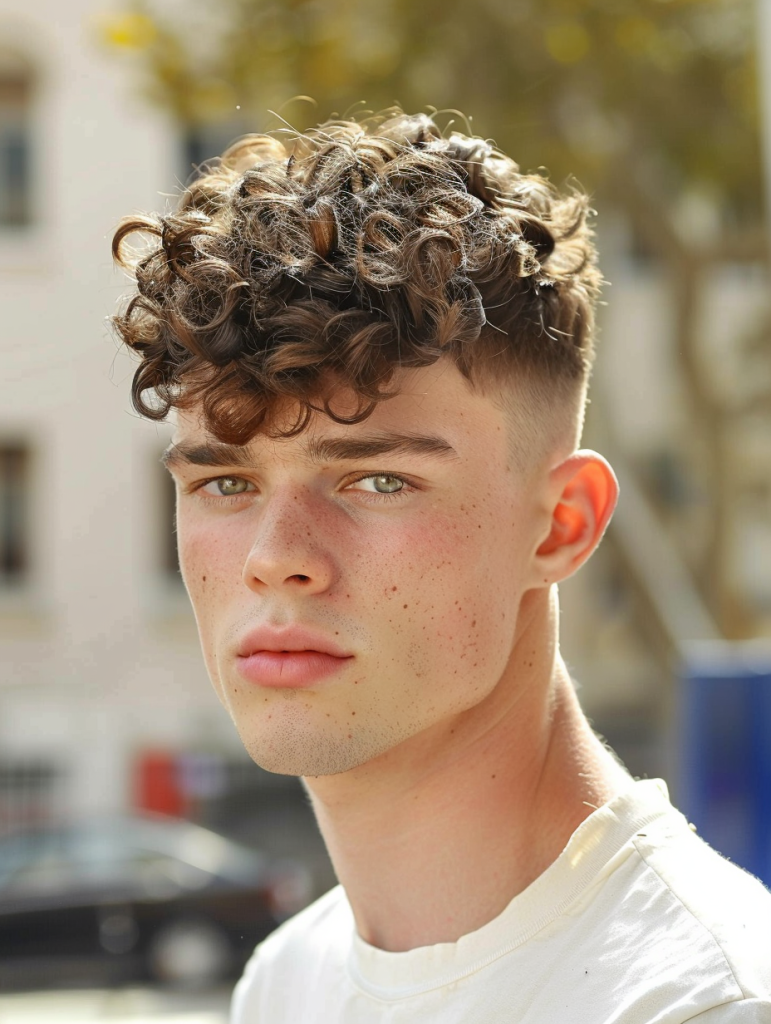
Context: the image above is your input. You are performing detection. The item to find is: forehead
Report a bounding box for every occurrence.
[172,361,511,460]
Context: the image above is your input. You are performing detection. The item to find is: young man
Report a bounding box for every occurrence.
[113,112,771,1022]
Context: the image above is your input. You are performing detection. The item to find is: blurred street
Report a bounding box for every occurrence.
[0,986,230,1024]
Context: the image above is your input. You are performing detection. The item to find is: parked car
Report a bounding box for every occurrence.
[0,813,312,989]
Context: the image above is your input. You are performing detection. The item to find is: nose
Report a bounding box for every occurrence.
[241,489,336,595]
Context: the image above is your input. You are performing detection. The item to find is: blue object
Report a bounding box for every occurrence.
[679,642,771,886]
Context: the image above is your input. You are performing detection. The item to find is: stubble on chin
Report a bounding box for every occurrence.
[241,731,376,778]
[234,700,403,778]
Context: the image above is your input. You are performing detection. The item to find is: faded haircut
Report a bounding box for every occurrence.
[111,109,602,445]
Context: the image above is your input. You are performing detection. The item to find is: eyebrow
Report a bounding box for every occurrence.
[307,432,458,463]
[161,432,459,470]
[162,441,256,470]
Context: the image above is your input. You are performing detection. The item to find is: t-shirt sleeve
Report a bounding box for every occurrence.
[684,1000,771,1024]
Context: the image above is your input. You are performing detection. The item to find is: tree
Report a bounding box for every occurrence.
[99,1,759,197]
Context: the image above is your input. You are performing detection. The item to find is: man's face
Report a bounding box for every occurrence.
[167,362,551,776]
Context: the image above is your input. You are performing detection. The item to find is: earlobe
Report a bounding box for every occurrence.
[532,451,618,585]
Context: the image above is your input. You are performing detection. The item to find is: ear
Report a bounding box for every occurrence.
[530,450,618,586]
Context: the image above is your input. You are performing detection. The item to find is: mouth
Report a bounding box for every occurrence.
[235,627,354,689]
[237,650,353,688]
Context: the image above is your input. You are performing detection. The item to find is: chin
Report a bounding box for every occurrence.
[238,726,396,778]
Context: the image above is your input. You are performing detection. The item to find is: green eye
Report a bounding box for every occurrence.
[371,475,403,493]
[216,477,249,495]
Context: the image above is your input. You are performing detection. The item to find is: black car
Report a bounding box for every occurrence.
[0,814,312,990]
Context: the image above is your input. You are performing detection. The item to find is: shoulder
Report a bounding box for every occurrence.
[238,882,353,975]
[594,783,771,1013]
[550,780,771,1022]
[230,885,353,1023]
[630,801,771,1000]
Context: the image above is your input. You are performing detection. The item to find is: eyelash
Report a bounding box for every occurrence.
[189,477,255,505]
[189,472,416,504]
[344,472,415,501]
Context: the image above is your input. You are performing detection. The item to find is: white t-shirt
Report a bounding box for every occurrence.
[231,780,771,1022]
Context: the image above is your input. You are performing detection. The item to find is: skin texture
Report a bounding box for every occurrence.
[167,359,628,950]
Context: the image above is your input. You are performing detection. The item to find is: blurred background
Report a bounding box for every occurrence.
[0,0,770,1013]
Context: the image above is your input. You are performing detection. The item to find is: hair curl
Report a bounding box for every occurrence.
[111,110,601,443]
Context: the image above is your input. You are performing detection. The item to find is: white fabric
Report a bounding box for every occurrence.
[231,780,771,1023]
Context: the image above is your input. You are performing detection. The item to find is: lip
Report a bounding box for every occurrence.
[235,626,353,689]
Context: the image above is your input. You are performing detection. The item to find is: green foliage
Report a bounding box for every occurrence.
[100,0,761,216]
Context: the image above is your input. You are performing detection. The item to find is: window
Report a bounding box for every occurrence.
[0,442,30,586]
[0,49,33,227]
[0,757,60,834]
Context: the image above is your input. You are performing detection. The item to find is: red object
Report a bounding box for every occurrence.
[135,751,187,816]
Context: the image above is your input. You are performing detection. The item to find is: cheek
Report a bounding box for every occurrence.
[176,516,248,625]
[377,505,525,657]
[442,503,533,665]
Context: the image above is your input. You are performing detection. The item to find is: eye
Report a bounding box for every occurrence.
[202,476,252,496]
[352,474,405,494]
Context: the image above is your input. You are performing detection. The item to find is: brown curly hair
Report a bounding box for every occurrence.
[111,110,601,444]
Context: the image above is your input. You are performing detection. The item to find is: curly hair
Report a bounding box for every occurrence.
[111,110,602,444]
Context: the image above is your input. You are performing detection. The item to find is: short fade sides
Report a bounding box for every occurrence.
[111,109,602,445]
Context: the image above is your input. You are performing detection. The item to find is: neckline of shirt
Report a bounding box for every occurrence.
[347,778,676,1000]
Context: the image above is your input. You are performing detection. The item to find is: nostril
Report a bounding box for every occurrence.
[290,574,311,583]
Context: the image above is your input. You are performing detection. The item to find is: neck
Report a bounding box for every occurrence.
[304,587,629,952]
